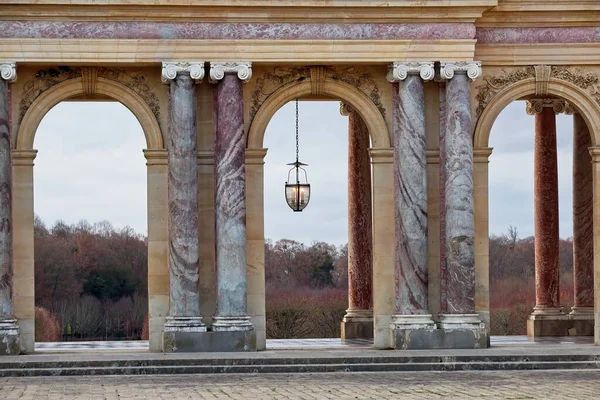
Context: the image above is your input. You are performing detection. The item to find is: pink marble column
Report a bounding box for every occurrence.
[0,63,20,355]
[340,103,373,338]
[161,62,206,334]
[210,62,254,332]
[572,112,594,313]
[528,100,561,313]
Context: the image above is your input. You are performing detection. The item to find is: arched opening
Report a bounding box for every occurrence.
[246,78,394,350]
[32,101,148,349]
[473,77,600,345]
[12,77,167,353]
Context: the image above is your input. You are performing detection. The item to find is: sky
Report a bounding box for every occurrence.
[33,99,575,246]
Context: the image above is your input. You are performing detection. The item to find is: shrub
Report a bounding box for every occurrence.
[35,307,61,342]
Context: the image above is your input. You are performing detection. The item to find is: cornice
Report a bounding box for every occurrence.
[0,2,497,23]
[478,1,600,27]
[475,43,600,66]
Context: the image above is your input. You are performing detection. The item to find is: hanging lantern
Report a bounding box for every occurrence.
[285,99,311,212]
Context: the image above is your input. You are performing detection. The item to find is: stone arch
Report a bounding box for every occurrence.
[16,77,164,150]
[247,78,391,149]
[474,77,600,148]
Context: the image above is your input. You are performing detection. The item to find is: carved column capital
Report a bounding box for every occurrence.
[387,62,435,82]
[526,99,571,115]
[209,62,252,83]
[339,102,354,116]
[161,62,205,84]
[440,61,482,81]
[0,62,17,83]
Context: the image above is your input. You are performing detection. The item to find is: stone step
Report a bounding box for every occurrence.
[1,359,599,377]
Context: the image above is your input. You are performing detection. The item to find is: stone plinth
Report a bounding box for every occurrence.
[341,309,373,340]
[163,330,256,353]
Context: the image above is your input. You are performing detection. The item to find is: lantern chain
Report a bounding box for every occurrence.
[295,98,299,164]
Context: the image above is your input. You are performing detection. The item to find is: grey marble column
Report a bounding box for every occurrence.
[440,61,482,322]
[387,62,435,329]
[0,63,19,355]
[210,62,253,331]
[161,62,206,333]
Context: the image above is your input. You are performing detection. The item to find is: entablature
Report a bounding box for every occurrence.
[478,0,600,27]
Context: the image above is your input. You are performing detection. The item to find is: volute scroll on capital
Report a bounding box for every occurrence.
[209,62,252,83]
[525,99,572,115]
[0,62,17,83]
[387,62,435,82]
[440,61,482,81]
[161,62,205,84]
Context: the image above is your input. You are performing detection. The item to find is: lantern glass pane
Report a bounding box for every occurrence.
[285,183,311,211]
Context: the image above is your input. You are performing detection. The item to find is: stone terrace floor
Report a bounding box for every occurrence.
[1,370,599,399]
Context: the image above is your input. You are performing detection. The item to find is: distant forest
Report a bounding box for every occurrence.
[32,218,576,341]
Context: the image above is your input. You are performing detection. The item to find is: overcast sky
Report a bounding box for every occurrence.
[34,100,574,246]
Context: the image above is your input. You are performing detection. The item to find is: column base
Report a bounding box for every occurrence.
[212,315,254,332]
[341,309,373,339]
[527,307,572,338]
[390,314,436,350]
[434,314,488,349]
[163,330,257,352]
[163,316,207,333]
[0,319,20,356]
[568,307,595,336]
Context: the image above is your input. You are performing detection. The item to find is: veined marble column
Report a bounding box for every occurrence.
[161,62,206,337]
[387,62,436,349]
[438,61,486,346]
[210,62,254,332]
[572,112,594,316]
[0,63,19,355]
[526,99,570,337]
[340,103,373,339]
[438,81,448,314]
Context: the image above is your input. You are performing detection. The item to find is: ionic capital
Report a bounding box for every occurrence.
[161,62,205,84]
[387,62,435,82]
[440,61,482,81]
[209,62,252,83]
[0,62,17,83]
[339,102,353,116]
[525,99,570,115]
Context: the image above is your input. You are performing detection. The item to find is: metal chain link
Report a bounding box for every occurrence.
[295,98,299,163]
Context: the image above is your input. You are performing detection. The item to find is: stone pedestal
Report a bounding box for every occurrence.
[163,330,256,353]
[526,99,567,338]
[0,64,20,356]
[210,62,255,350]
[161,62,207,351]
[340,103,373,340]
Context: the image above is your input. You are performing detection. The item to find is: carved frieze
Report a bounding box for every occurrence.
[474,66,536,117]
[551,67,600,107]
[249,66,386,124]
[18,66,161,124]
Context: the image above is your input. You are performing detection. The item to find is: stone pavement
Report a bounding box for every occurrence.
[1,370,599,399]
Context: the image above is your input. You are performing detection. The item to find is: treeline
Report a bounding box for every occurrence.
[34,217,148,341]
[32,217,578,341]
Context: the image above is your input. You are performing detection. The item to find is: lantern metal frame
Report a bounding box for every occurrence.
[284,99,311,212]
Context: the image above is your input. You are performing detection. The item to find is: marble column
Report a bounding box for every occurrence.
[210,62,254,332]
[387,62,436,349]
[340,103,373,339]
[161,62,206,337]
[526,99,570,337]
[438,81,448,314]
[0,63,19,355]
[438,61,486,346]
[570,112,594,328]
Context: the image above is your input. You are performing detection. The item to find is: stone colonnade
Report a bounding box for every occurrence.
[386,61,487,349]
[526,98,595,337]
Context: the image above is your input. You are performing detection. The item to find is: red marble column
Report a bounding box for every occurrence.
[341,103,373,339]
[532,104,560,312]
[572,112,594,312]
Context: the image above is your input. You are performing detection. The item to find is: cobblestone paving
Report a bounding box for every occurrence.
[1,370,599,399]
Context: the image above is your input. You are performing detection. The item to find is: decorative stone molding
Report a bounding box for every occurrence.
[250,66,385,124]
[0,62,17,82]
[310,66,326,96]
[440,61,482,81]
[474,66,536,117]
[534,65,551,96]
[197,150,215,166]
[551,67,600,109]
[161,62,205,84]
[339,102,353,116]
[245,148,268,165]
[81,67,98,96]
[368,148,394,164]
[525,99,570,115]
[11,149,38,167]
[143,149,168,166]
[209,62,252,83]
[386,62,435,82]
